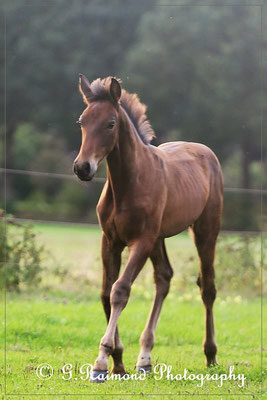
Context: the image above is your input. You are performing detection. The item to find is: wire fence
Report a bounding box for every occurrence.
[0,168,266,194]
[5,217,263,236]
[0,168,105,183]
[1,167,265,232]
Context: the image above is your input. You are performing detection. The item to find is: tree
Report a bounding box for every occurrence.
[1,0,154,167]
[124,3,264,189]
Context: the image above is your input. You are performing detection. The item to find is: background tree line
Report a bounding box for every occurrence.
[0,0,266,230]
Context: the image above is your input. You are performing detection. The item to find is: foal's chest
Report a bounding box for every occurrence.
[101,207,150,244]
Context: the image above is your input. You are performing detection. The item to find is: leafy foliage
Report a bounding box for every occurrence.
[0,2,265,228]
[124,4,262,171]
[215,234,263,295]
[0,211,45,290]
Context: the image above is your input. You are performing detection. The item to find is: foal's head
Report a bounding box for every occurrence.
[74,74,121,181]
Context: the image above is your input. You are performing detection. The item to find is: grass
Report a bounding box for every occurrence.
[3,296,264,397]
[1,222,265,398]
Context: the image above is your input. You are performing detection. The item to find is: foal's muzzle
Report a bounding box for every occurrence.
[73,160,95,181]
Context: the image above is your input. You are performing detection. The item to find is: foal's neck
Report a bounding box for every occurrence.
[106,106,149,203]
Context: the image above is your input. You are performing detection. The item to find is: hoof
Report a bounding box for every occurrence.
[207,359,218,367]
[111,368,127,376]
[90,369,108,383]
[136,365,152,374]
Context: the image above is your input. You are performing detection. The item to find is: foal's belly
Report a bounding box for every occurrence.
[160,200,206,237]
[160,210,202,238]
[159,176,209,237]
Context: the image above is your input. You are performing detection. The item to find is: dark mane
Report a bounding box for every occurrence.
[88,77,155,144]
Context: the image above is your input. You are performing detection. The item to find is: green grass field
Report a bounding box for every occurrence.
[1,222,266,398]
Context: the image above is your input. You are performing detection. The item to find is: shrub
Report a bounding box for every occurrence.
[215,233,263,296]
[0,210,45,291]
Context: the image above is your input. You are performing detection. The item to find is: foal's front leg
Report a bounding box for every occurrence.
[92,240,154,381]
[99,233,125,375]
[136,239,173,372]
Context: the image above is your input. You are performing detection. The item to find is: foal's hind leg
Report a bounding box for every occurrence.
[99,233,126,375]
[136,239,173,372]
[193,201,221,366]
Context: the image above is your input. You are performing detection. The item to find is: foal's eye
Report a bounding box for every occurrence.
[107,121,115,129]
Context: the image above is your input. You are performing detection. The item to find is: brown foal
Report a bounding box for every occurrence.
[74,75,223,382]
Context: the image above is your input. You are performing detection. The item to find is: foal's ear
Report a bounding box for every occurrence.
[79,73,92,103]
[110,77,121,103]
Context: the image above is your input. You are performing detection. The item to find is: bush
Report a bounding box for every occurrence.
[0,210,45,291]
[12,182,102,223]
[13,123,43,170]
[215,233,263,296]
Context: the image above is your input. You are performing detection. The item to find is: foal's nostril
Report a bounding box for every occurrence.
[82,161,90,175]
[74,161,91,180]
